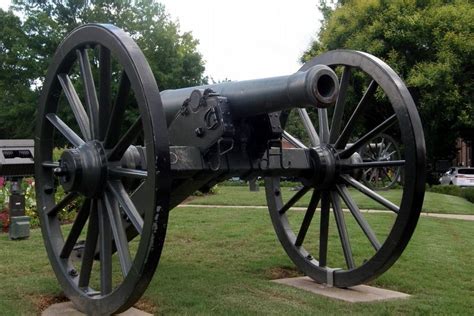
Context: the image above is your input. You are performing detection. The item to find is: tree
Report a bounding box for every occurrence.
[301,0,473,164]
[0,9,38,138]
[0,0,206,138]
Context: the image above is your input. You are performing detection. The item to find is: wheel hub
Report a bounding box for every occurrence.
[55,141,108,197]
[308,145,337,188]
[307,145,364,188]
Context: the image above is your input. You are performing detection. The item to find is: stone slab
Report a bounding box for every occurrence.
[272,276,410,303]
[42,302,152,316]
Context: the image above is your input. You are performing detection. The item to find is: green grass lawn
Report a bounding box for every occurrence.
[0,206,473,314]
[189,186,474,215]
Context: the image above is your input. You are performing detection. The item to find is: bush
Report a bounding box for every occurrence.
[193,185,219,196]
[429,185,464,196]
[0,209,9,233]
[463,189,474,203]
[0,175,77,229]
[428,185,474,203]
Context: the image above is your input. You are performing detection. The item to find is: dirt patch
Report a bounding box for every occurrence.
[265,266,304,280]
[182,196,196,204]
[134,298,158,314]
[29,293,157,315]
[28,293,69,314]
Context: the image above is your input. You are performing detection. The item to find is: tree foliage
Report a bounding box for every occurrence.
[302,0,473,162]
[0,10,38,138]
[0,0,206,138]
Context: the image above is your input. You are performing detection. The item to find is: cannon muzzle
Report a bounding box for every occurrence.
[160,64,339,124]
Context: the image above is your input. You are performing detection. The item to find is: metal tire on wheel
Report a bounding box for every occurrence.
[267,50,425,287]
[35,24,170,315]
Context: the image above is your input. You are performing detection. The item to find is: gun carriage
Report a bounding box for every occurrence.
[35,24,425,315]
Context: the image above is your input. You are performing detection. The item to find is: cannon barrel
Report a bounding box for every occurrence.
[160,64,339,124]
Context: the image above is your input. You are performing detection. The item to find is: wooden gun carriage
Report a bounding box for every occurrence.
[35,24,425,315]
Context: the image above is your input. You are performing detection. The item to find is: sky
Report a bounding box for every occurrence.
[0,0,322,81]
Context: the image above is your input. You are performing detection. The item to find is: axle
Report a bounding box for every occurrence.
[160,65,339,124]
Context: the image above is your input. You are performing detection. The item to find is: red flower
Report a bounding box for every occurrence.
[0,209,9,233]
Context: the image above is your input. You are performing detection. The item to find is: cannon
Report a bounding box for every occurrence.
[35,24,425,315]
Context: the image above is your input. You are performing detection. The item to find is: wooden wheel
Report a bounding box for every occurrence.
[35,24,170,314]
[268,50,425,287]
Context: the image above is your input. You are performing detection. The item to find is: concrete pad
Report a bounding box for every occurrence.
[272,276,410,303]
[42,302,152,316]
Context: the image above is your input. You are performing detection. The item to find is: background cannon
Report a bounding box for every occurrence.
[35,24,425,315]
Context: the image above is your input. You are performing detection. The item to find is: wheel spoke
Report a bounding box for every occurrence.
[340,160,405,170]
[329,66,351,143]
[380,168,393,183]
[130,180,149,214]
[60,199,91,258]
[108,166,148,179]
[319,192,330,267]
[338,114,397,159]
[46,113,85,147]
[381,142,392,157]
[57,73,91,140]
[46,192,79,217]
[378,138,386,157]
[282,131,308,149]
[107,117,142,161]
[104,71,131,149]
[336,185,381,251]
[298,108,320,146]
[295,190,321,247]
[77,48,99,138]
[368,142,379,159]
[104,193,132,277]
[386,150,398,159]
[335,80,378,149]
[330,191,355,269]
[79,200,99,288]
[318,108,330,143]
[341,175,399,213]
[98,200,112,295]
[279,186,310,214]
[107,180,144,234]
[42,161,60,168]
[99,46,112,140]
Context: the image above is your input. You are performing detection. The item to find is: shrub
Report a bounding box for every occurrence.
[429,185,464,196]
[193,185,219,196]
[463,189,474,203]
[428,185,474,203]
[0,209,9,233]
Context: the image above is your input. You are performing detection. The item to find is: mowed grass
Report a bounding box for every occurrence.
[189,186,474,215]
[0,206,473,314]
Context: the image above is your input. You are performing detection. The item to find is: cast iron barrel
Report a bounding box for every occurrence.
[160,64,339,124]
